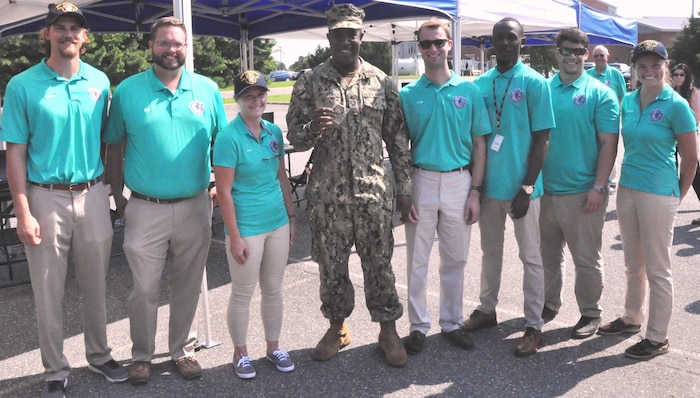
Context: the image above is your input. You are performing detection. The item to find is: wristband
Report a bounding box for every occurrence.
[470,185,482,193]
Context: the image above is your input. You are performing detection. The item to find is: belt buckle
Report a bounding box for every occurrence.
[68,183,86,192]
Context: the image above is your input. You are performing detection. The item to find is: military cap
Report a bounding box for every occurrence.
[631,40,668,63]
[325,4,365,30]
[234,70,269,98]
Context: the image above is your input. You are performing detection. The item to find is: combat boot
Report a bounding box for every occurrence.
[379,321,408,367]
[312,319,351,361]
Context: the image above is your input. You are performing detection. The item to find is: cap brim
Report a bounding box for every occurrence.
[329,22,362,30]
[47,13,88,28]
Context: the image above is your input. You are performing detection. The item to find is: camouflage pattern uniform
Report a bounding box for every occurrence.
[286,58,412,322]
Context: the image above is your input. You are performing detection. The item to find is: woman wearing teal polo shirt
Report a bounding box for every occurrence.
[598,41,697,360]
[213,70,297,379]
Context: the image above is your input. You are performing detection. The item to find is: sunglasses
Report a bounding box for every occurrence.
[592,54,606,58]
[419,39,448,49]
[557,47,587,56]
[673,73,686,77]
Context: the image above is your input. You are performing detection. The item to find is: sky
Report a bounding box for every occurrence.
[274,0,698,69]
[609,0,697,17]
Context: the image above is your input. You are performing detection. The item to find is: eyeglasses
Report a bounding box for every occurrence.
[154,41,186,50]
[592,54,606,58]
[419,39,448,49]
[557,47,587,57]
[673,73,686,77]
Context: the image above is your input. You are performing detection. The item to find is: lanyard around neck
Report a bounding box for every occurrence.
[492,75,514,132]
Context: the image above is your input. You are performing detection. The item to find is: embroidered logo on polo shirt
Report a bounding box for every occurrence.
[88,87,102,101]
[573,94,586,106]
[453,96,467,108]
[650,109,664,122]
[269,139,279,155]
[190,100,204,114]
[509,88,524,103]
[605,80,611,85]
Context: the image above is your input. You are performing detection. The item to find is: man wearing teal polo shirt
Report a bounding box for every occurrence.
[105,16,227,383]
[462,17,554,357]
[0,3,128,396]
[399,19,489,355]
[540,28,620,340]
[587,45,627,102]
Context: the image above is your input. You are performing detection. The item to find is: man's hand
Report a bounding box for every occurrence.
[583,189,604,214]
[510,189,531,219]
[17,215,41,246]
[396,195,413,223]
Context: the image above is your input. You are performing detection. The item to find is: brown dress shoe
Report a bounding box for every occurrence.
[462,309,497,331]
[379,321,408,367]
[175,356,202,380]
[312,320,351,361]
[128,361,151,384]
[515,327,542,357]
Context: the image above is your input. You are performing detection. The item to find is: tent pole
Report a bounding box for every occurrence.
[173,0,221,350]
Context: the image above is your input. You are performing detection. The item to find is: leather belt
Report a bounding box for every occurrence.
[131,191,191,204]
[30,176,101,192]
[413,165,470,173]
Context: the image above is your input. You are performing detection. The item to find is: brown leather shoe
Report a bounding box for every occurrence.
[312,320,351,361]
[379,321,408,367]
[515,327,542,357]
[175,356,202,380]
[462,309,497,331]
[128,361,151,384]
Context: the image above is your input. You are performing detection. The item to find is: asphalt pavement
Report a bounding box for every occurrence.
[1,99,700,398]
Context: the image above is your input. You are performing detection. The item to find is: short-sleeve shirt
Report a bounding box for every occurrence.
[212,114,287,237]
[543,73,620,194]
[620,84,697,196]
[586,65,626,102]
[399,71,491,170]
[474,60,555,200]
[0,59,109,183]
[104,66,227,199]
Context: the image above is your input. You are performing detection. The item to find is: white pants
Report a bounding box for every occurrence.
[405,168,473,334]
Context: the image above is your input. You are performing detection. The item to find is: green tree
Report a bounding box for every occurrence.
[83,33,150,86]
[287,41,392,74]
[522,46,557,77]
[669,17,700,84]
[0,34,43,96]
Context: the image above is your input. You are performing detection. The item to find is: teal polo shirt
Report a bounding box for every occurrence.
[400,71,491,170]
[213,114,287,237]
[474,61,555,201]
[620,84,697,196]
[0,59,109,183]
[543,73,620,194]
[104,66,227,199]
[586,65,626,102]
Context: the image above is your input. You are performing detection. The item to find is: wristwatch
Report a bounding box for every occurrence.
[521,184,534,195]
[592,184,607,193]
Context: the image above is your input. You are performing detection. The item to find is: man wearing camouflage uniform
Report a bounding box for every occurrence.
[286,3,412,368]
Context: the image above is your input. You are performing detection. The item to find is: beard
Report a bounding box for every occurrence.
[152,50,185,71]
[54,40,81,59]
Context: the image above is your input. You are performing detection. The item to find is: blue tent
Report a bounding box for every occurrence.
[0,0,457,39]
[462,0,637,48]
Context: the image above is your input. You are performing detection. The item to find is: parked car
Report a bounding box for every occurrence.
[294,68,311,80]
[584,62,595,70]
[268,70,296,81]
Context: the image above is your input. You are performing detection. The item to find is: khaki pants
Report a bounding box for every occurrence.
[477,196,545,329]
[26,182,114,381]
[123,190,211,361]
[540,192,607,318]
[617,186,678,343]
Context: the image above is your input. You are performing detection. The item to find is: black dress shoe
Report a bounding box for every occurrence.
[571,316,601,339]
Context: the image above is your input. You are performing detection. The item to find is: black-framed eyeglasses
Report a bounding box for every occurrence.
[557,47,587,57]
[673,73,686,77]
[592,54,606,58]
[419,39,447,49]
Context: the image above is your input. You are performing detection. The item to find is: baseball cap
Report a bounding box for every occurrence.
[325,4,364,30]
[234,70,269,98]
[631,40,668,63]
[46,2,88,28]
